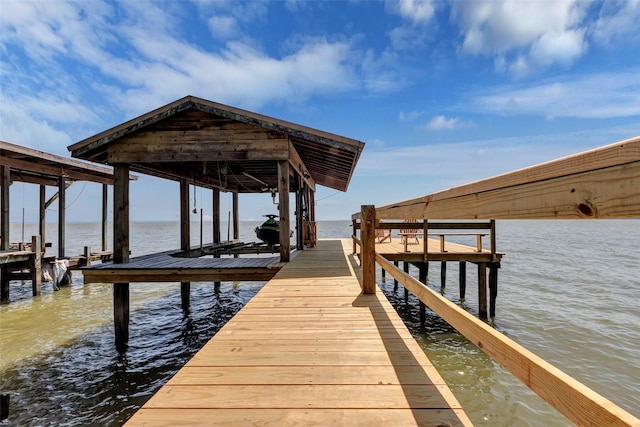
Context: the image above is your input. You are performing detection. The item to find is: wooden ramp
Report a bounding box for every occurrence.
[125,239,471,426]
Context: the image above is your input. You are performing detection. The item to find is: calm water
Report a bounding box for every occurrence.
[1,220,638,426]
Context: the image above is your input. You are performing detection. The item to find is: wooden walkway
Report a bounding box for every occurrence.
[125,239,471,426]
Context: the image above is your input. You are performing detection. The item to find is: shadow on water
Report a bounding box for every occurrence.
[0,280,265,426]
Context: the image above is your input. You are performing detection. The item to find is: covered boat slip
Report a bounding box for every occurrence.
[125,239,471,426]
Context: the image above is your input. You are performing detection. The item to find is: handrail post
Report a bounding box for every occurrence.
[361,205,376,294]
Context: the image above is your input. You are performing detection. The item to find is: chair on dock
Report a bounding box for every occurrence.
[399,219,421,249]
[375,228,392,243]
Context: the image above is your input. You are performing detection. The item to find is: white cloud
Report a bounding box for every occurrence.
[424,115,474,130]
[469,70,640,119]
[451,0,590,74]
[399,110,425,121]
[591,0,640,45]
[396,0,436,24]
[208,16,239,40]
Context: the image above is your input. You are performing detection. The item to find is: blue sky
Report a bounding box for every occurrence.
[2,0,640,223]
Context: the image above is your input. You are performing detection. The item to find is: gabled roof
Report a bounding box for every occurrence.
[68,96,365,192]
[1,140,130,186]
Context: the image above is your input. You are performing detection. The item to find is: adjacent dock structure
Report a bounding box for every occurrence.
[125,239,471,426]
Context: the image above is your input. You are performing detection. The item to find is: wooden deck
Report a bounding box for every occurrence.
[375,236,503,263]
[81,245,282,284]
[125,239,471,426]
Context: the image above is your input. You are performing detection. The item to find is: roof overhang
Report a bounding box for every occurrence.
[68,96,365,193]
[1,140,134,186]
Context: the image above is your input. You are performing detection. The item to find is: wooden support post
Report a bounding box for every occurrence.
[489,263,499,318]
[490,219,496,261]
[30,236,42,296]
[296,182,304,250]
[403,261,409,301]
[360,205,376,294]
[58,176,66,258]
[440,261,447,292]
[39,185,46,249]
[459,261,467,302]
[277,161,290,262]
[212,188,220,244]
[1,165,9,251]
[423,220,429,262]
[393,260,399,291]
[0,267,8,302]
[180,178,191,311]
[102,184,108,251]
[352,219,357,254]
[478,262,487,319]
[0,393,8,421]
[419,263,427,324]
[232,192,239,242]
[84,246,91,267]
[113,164,130,350]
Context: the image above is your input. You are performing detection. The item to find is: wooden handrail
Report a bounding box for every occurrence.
[375,254,639,427]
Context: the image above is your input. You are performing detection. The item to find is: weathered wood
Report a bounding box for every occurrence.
[113,164,129,263]
[57,176,65,258]
[113,282,129,351]
[232,192,239,242]
[31,236,42,296]
[180,178,191,310]
[39,185,46,248]
[212,188,220,244]
[288,141,316,191]
[489,264,498,318]
[102,184,108,251]
[373,137,640,220]
[459,261,467,301]
[360,205,376,294]
[277,160,290,262]
[113,163,130,349]
[376,253,640,427]
[1,165,9,251]
[478,263,487,320]
[440,261,447,290]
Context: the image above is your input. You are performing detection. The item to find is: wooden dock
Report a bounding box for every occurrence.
[125,238,471,426]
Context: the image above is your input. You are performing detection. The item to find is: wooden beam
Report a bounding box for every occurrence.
[0,155,114,185]
[232,192,239,241]
[102,184,108,251]
[180,178,191,311]
[113,163,130,350]
[107,134,289,163]
[372,137,640,220]
[39,185,46,248]
[1,165,9,250]
[277,160,290,262]
[212,188,221,244]
[289,141,316,192]
[360,205,376,294]
[58,176,66,258]
[376,254,640,427]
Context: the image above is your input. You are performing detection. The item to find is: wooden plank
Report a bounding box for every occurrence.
[376,253,640,427]
[126,408,468,427]
[125,239,470,426]
[372,137,640,220]
[166,365,443,385]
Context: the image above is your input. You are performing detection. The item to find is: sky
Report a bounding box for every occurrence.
[1,0,640,225]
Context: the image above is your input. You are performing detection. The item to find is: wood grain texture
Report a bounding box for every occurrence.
[124,239,471,426]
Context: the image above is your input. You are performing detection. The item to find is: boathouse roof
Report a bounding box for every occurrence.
[68,96,365,193]
[0,140,130,186]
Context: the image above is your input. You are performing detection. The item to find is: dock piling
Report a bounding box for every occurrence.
[459,261,466,302]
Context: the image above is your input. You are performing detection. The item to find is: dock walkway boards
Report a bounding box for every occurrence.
[125,238,471,426]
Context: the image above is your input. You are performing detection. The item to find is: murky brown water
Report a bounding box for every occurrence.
[1,220,638,425]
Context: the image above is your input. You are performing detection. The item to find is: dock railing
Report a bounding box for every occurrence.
[350,136,640,426]
[352,222,639,426]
